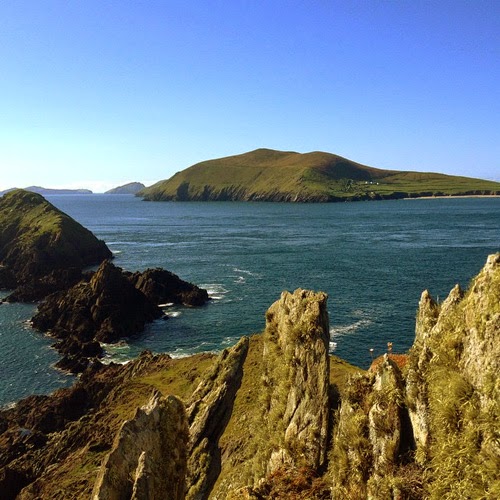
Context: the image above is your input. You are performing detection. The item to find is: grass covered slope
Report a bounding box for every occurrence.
[139,148,500,202]
[0,189,112,284]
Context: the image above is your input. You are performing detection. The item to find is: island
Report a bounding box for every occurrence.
[138,148,500,202]
[0,186,93,196]
[104,182,146,194]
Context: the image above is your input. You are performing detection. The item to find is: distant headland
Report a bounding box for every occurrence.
[105,182,146,194]
[137,148,500,202]
[0,186,93,196]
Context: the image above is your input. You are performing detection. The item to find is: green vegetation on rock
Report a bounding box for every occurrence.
[138,148,500,202]
[0,189,111,287]
[1,255,499,499]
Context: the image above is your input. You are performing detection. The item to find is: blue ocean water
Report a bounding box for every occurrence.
[1,196,499,406]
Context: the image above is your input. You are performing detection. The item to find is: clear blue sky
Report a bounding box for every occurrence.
[1,0,499,191]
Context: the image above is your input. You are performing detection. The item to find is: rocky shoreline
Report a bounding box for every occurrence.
[0,190,112,302]
[0,254,499,498]
[1,190,498,498]
[32,260,209,373]
[0,190,210,373]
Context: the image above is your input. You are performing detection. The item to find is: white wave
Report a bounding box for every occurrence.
[159,302,174,307]
[101,357,131,366]
[330,318,372,337]
[234,276,246,284]
[100,341,133,365]
[168,341,212,358]
[329,341,337,351]
[112,250,123,254]
[169,311,182,318]
[100,340,130,350]
[233,267,257,276]
[201,283,229,300]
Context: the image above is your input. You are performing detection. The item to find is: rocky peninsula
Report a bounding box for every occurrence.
[1,254,498,498]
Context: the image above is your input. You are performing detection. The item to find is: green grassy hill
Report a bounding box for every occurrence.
[138,148,500,202]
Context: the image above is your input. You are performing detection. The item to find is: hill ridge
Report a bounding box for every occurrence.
[139,148,500,202]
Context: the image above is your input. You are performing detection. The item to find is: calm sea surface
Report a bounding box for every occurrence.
[1,196,499,406]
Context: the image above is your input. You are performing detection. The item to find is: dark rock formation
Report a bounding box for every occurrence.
[4,267,85,303]
[128,267,209,307]
[30,261,209,373]
[0,189,112,301]
[32,260,163,372]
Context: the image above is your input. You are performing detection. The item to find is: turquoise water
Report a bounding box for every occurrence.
[1,196,499,406]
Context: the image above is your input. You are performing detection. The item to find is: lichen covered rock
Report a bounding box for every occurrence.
[185,336,249,499]
[261,289,330,473]
[93,391,188,500]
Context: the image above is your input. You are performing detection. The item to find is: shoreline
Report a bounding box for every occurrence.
[404,194,500,200]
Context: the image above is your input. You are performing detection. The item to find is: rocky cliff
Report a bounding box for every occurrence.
[0,189,112,301]
[0,254,499,499]
[330,253,500,499]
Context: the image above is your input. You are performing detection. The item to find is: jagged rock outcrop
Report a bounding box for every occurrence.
[31,261,210,373]
[261,289,330,473]
[331,355,414,499]
[32,260,163,372]
[128,268,209,307]
[0,189,112,301]
[93,391,188,500]
[0,351,215,499]
[1,255,499,499]
[185,337,249,499]
[404,252,500,497]
[212,289,331,498]
[331,252,500,499]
